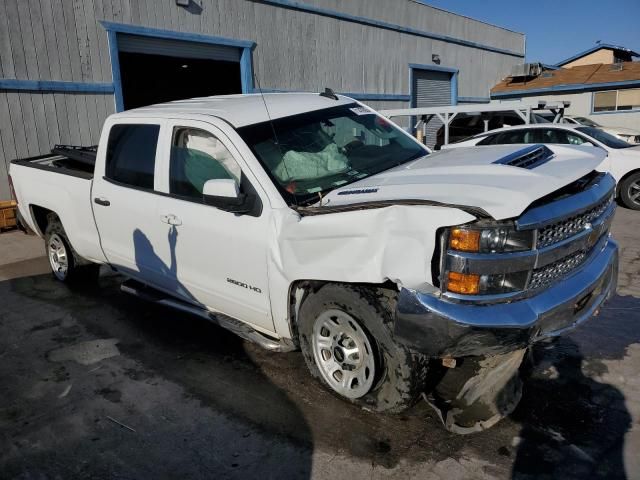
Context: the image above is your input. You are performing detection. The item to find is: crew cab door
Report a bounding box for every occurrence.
[91,118,174,290]
[153,119,274,333]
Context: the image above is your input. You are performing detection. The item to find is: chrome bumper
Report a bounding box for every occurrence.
[394,237,618,357]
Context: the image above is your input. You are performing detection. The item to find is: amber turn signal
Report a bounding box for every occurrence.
[447,271,480,295]
[449,228,480,252]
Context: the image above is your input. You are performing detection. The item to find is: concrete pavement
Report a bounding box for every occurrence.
[0,208,639,479]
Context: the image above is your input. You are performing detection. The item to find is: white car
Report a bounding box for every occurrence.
[560,116,640,144]
[9,93,618,432]
[444,123,640,209]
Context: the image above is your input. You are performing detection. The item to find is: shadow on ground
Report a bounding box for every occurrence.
[1,264,639,478]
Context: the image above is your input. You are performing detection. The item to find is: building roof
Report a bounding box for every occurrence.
[491,62,640,98]
[555,43,640,67]
[114,93,356,127]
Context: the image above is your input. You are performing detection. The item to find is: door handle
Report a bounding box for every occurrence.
[94,197,110,206]
[160,214,182,226]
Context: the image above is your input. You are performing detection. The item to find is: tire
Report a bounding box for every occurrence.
[619,172,640,210]
[44,214,100,284]
[297,284,428,413]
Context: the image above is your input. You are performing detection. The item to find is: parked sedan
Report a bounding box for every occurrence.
[443,123,640,209]
[538,114,640,144]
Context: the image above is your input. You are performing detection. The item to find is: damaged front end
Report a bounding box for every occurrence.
[394,172,618,433]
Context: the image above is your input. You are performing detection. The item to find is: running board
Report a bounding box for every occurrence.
[121,279,296,353]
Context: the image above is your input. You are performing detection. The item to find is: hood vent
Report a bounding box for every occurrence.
[493,144,555,169]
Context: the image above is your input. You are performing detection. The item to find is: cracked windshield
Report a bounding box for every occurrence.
[239,104,428,204]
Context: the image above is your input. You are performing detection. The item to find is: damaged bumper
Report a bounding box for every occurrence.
[395,238,618,357]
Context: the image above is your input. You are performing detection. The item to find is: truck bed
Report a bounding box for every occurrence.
[11,145,96,179]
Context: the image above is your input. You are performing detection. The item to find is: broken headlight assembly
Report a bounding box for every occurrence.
[440,222,534,296]
[448,223,533,254]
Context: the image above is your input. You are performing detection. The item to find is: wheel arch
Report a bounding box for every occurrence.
[287,279,399,341]
[29,204,56,236]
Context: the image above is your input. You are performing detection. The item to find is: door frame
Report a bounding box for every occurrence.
[409,63,459,108]
[408,63,458,137]
[101,21,256,112]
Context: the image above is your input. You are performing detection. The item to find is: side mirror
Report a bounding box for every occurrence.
[202,179,252,214]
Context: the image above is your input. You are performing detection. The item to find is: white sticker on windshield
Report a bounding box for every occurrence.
[349,106,373,116]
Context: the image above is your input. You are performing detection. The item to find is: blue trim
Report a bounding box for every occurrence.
[340,92,410,102]
[99,21,256,49]
[258,0,524,58]
[555,43,640,67]
[458,96,491,104]
[408,63,459,74]
[240,48,255,95]
[591,109,640,115]
[0,79,114,93]
[100,21,255,111]
[491,79,640,99]
[451,72,458,105]
[249,87,410,102]
[106,30,124,112]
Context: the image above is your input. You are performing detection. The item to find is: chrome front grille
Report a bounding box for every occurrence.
[536,194,613,249]
[528,250,588,290]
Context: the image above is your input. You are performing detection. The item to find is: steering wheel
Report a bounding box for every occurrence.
[342,138,365,154]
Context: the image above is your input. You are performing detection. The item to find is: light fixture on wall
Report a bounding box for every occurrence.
[432,54,441,65]
[175,0,190,6]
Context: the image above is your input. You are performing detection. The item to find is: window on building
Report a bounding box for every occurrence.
[170,127,242,199]
[593,91,617,112]
[618,89,640,111]
[106,124,160,189]
[593,88,640,112]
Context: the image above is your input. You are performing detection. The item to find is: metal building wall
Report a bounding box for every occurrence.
[0,0,525,199]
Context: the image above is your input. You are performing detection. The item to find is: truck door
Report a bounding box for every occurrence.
[91,119,174,291]
[153,119,274,333]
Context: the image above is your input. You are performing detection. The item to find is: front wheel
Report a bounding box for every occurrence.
[298,284,428,413]
[619,172,640,210]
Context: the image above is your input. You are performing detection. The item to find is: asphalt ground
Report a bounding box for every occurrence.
[0,208,639,479]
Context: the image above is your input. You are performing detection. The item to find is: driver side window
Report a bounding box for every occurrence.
[169,128,242,200]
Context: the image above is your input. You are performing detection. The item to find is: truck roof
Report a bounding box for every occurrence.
[111,93,356,128]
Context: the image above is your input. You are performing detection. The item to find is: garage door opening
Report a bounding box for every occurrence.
[117,34,243,110]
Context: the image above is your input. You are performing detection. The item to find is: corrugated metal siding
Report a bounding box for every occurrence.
[413,69,452,148]
[0,0,524,198]
[118,34,241,62]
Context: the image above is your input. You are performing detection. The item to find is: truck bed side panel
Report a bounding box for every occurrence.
[10,163,107,264]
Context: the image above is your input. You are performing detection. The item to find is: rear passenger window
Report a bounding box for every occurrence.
[106,124,160,189]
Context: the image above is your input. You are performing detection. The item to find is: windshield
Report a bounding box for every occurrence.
[576,126,632,149]
[237,104,428,205]
[574,117,601,127]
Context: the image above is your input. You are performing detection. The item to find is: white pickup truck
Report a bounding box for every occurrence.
[9,93,618,432]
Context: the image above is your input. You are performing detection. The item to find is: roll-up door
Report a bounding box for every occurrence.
[412,69,452,148]
[118,34,241,62]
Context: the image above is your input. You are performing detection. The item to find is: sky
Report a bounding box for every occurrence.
[419,0,640,64]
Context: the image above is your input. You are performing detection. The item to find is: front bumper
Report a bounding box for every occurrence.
[395,238,618,357]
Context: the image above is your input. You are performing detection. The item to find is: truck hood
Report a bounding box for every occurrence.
[322,144,606,220]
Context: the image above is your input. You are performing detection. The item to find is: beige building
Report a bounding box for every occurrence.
[491,45,640,130]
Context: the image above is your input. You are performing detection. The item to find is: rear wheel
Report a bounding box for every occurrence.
[298,284,428,413]
[44,215,99,284]
[619,172,640,210]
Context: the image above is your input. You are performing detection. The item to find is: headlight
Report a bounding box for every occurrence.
[449,223,534,253]
[446,271,528,295]
[442,222,534,296]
